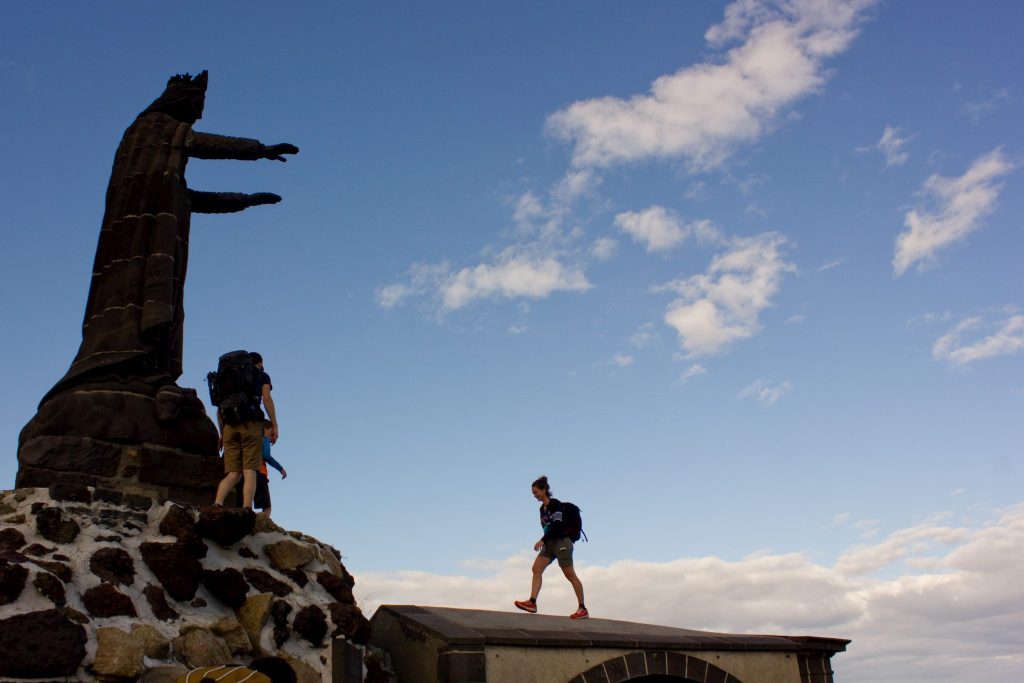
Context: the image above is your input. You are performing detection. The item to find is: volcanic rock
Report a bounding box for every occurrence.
[0,559,28,605]
[36,505,80,543]
[144,584,180,621]
[140,541,202,601]
[0,528,26,552]
[33,570,66,606]
[90,546,135,585]
[0,609,87,678]
[293,604,328,646]
[317,569,354,603]
[159,504,207,559]
[195,506,255,547]
[203,567,249,608]
[282,567,308,587]
[328,601,371,644]
[243,567,293,596]
[83,583,137,618]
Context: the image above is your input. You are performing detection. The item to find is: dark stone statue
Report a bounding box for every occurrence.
[17,71,298,504]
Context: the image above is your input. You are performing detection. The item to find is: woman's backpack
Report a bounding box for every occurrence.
[561,501,588,542]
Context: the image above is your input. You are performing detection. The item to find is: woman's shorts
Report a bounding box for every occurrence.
[538,537,574,567]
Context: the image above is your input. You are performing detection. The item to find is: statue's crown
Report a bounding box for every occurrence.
[167,71,208,91]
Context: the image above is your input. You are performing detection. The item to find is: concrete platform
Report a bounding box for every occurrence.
[367,605,849,683]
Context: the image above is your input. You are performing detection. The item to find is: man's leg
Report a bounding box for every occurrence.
[241,469,258,509]
[215,425,243,505]
[239,421,264,509]
[215,471,242,505]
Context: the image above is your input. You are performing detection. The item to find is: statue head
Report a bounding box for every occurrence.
[142,70,208,124]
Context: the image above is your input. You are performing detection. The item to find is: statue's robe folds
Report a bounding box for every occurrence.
[59,112,194,392]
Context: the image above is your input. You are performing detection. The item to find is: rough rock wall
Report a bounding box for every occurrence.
[0,486,369,682]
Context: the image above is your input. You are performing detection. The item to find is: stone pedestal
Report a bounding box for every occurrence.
[17,380,221,506]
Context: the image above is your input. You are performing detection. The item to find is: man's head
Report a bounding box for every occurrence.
[250,351,264,369]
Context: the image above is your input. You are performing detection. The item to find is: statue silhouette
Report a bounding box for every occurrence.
[18,71,298,504]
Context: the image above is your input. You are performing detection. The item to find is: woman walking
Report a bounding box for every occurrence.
[514,475,588,619]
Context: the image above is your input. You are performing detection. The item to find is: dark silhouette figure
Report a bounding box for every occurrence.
[17,71,298,504]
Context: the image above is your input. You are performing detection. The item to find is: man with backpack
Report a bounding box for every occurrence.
[212,351,278,509]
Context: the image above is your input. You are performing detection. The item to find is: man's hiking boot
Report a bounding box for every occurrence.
[570,607,589,619]
[514,599,537,613]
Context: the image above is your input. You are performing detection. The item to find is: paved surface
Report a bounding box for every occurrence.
[376,605,849,653]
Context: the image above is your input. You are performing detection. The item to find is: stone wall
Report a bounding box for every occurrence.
[0,486,370,682]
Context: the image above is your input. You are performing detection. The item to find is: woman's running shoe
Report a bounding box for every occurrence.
[514,599,537,613]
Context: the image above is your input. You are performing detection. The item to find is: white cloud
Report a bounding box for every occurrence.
[685,180,710,200]
[616,207,723,253]
[738,378,793,405]
[356,504,1024,683]
[933,313,1024,367]
[857,124,910,166]
[591,237,618,261]
[375,282,411,309]
[656,232,795,356]
[440,255,592,311]
[375,261,453,309]
[961,88,1010,122]
[630,324,660,349]
[817,258,843,272]
[893,148,1015,275]
[508,324,527,335]
[678,363,707,383]
[785,313,806,324]
[610,353,634,367]
[547,0,876,170]
[377,253,591,314]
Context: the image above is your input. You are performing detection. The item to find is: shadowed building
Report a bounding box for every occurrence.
[359,605,849,683]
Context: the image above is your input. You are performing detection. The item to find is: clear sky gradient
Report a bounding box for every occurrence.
[2,3,1021,681]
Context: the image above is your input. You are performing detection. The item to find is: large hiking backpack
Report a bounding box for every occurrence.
[561,501,587,543]
[206,350,262,425]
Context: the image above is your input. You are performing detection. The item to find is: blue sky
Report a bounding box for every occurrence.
[2,2,1022,681]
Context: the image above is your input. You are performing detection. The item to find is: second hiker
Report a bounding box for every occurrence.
[514,475,588,619]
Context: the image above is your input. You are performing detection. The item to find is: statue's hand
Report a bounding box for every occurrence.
[264,143,299,162]
[249,193,282,206]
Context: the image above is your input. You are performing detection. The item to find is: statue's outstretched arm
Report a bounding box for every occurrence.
[189,190,281,214]
[189,132,299,162]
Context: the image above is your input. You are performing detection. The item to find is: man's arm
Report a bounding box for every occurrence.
[189,132,298,162]
[262,384,278,444]
[216,409,224,452]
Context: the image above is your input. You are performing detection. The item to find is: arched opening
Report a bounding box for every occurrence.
[571,651,741,683]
